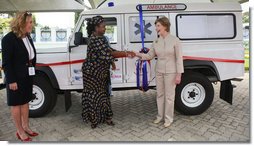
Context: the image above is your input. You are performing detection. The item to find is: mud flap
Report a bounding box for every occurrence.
[65,91,72,112]
[220,80,233,104]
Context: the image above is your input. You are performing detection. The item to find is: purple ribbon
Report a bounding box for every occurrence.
[136,48,149,92]
[136,4,149,92]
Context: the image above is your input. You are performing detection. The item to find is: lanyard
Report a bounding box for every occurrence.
[25,37,33,60]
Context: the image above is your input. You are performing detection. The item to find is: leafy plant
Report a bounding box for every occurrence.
[243,41,249,50]
[0,17,12,33]
[242,12,249,23]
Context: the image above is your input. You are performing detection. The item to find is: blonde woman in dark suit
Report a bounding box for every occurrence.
[1,11,38,141]
[135,17,184,128]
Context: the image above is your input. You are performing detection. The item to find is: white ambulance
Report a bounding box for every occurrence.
[5,1,246,117]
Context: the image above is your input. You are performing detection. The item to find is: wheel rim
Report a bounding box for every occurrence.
[180,82,206,108]
[29,85,45,110]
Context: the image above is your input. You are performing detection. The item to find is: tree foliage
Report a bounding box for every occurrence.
[242,12,249,23]
[0,17,12,33]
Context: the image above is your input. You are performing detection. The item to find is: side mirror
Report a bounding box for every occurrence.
[83,37,89,45]
[74,32,89,46]
[74,32,83,46]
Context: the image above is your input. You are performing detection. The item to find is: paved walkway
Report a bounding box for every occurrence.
[0,73,250,142]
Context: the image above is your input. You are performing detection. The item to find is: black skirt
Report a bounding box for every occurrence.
[6,76,33,106]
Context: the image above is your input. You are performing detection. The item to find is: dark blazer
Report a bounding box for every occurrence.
[1,31,37,84]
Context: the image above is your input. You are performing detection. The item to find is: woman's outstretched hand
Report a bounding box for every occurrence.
[126,51,136,58]
[132,51,142,58]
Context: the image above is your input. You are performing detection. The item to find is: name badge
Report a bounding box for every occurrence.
[28,67,35,76]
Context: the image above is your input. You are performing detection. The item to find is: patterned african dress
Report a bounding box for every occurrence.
[81,34,115,126]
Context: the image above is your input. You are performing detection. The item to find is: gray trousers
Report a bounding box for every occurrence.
[155,72,176,124]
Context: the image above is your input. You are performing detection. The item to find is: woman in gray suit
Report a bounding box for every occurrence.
[135,17,184,128]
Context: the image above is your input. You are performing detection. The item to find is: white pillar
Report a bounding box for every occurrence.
[35,27,41,42]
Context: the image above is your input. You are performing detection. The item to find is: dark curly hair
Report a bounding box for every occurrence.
[86,15,104,37]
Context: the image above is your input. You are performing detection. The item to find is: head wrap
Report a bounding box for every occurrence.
[87,16,104,26]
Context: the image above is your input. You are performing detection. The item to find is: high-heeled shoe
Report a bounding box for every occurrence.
[16,132,32,142]
[25,131,39,137]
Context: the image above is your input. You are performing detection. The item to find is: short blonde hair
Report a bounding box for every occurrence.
[10,11,32,38]
[155,17,171,32]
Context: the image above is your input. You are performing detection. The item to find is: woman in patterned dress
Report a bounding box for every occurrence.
[81,16,135,129]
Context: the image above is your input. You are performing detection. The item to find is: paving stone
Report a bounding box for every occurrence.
[0,73,250,142]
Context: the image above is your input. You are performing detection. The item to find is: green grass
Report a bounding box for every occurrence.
[245,58,249,71]
[0,52,2,78]
[245,49,249,71]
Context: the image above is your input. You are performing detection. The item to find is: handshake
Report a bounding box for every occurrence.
[113,50,143,59]
[125,51,142,58]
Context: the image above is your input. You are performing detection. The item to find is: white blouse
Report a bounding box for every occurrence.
[22,37,35,60]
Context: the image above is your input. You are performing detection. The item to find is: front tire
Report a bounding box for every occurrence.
[29,74,57,118]
[175,71,214,115]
